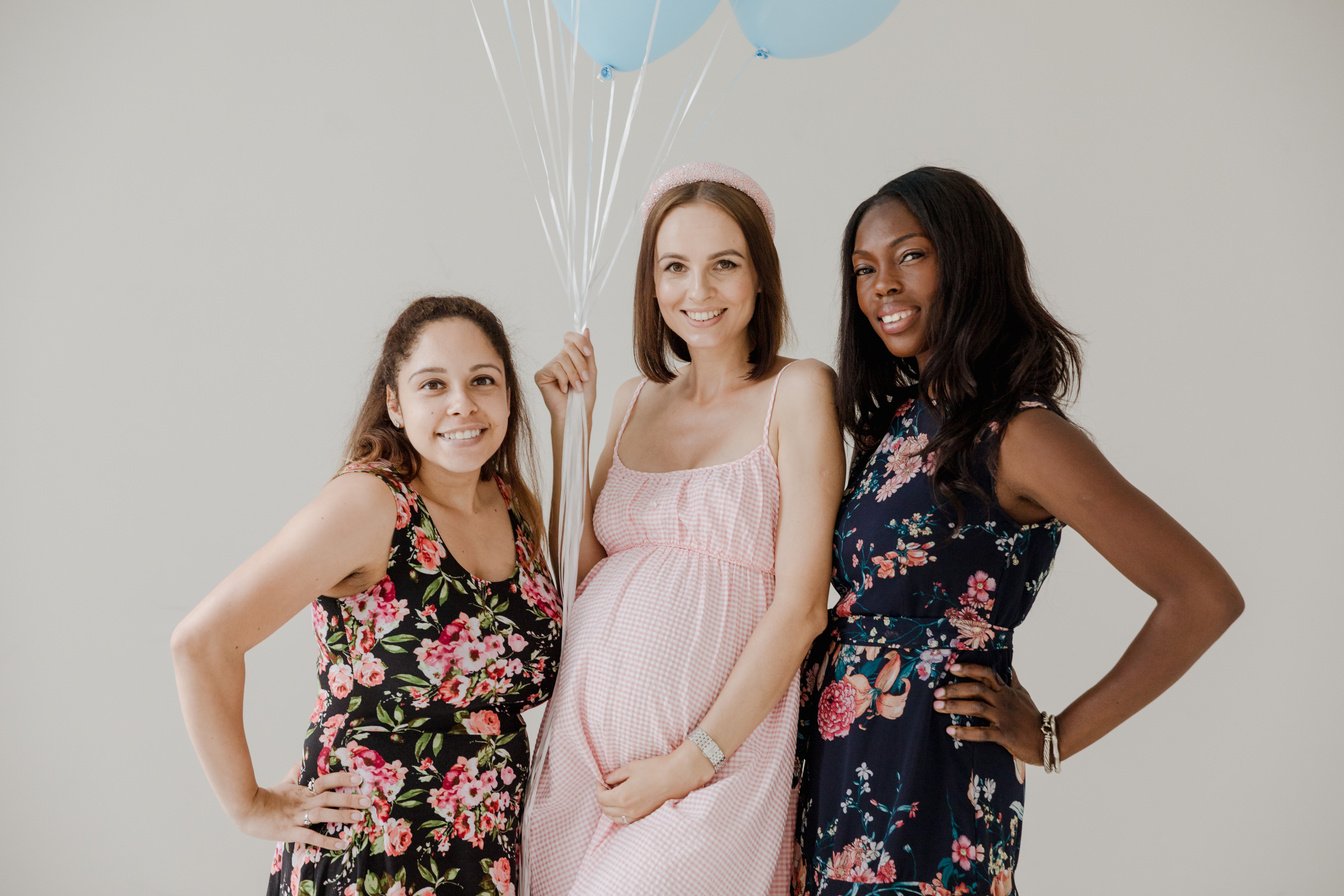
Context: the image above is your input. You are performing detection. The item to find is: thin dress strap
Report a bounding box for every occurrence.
[613,378,650,457]
[761,360,799,442]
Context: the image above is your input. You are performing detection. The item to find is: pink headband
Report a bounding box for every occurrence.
[639,162,776,236]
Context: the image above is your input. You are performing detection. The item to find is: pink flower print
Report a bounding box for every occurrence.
[835,592,857,617]
[990,868,1014,896]
[383,817,412,856]
[392,490,412,529]
[454,810,482,848]
[415,639,455,683]
[875,433,930,501]
[875,680,911,719]
[411,526,446,573]
[846,673,876,715]
[825,837,879,882]
[310,690,329,724]
[876,858,896,883]
[327,663,353,699]
[874,554,897,579]
[437,675,472,707]
[892,540,935,574]
[947,607,995,650]
[816,679,861,740]
[951,835,984,871]
[520,572,562,623]
[507,632,528,652]
[352,654,386,687]
[490,857,516,896]
[962,571,997,608]
[501,766,516,785]
[464,710,501,736]
[320,714,346,749]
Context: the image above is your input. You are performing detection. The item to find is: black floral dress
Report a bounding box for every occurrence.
[268,463,561,896]
[794,392,1062,896]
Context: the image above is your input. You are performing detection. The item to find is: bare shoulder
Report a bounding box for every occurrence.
[315,469,400,526]
[774,357,838,409]
[998,407,1118,510]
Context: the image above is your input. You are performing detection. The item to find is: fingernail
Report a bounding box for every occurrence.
[949,664,962,672]
[359,797,371,807]
[351,774,363,784]
[934,688,945,698]
[582,372,590,381]
[351,812,362,821]
[946,726,957,735]
[933,700,945,710]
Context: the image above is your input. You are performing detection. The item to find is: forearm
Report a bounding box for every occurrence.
[1055,588,1240,760]
[172,635,260,820]
[548,415,604,583]
[696,597,827,758]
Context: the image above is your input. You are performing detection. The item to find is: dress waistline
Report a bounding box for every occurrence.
[827,611,1014,652]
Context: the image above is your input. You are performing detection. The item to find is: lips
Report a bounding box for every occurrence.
[876,305,918,335]
[684,308,726,323]
[438,427,484,442]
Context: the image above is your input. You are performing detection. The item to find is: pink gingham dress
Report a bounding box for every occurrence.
[526,366,800,895]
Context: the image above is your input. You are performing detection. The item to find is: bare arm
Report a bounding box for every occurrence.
[597,361,843,818]
[535,330,636,583]
[170,472,395,847]
[938,409,1243,763]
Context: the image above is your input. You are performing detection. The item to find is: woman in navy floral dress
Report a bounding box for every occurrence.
[794,169,1243,895]
[174,296,560,895]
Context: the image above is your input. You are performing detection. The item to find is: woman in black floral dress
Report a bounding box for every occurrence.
[174,296,560,896]
[793,169,1243,894]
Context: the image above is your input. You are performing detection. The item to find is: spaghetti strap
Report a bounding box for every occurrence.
[761,360,799,442]
[613,378,650,457]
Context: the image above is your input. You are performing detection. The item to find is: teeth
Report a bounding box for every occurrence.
[687,309,725,322]
[441,429,483,441]
[880,310,913,324]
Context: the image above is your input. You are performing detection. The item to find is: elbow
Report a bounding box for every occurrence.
[1218,584,1245,631]
[170,615,211,667]
[802,602,830,643]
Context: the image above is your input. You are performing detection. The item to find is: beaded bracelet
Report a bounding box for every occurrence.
[1041,712,1061,773]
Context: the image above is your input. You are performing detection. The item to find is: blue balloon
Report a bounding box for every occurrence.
[551,0,720,72]
[730,0,899,59]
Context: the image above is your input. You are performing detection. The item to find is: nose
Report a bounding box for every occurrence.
[687,267,714,302]
[445,383,478,415]
[871,263,900,297]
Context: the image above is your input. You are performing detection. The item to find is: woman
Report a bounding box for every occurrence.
[525,163,845,894]
[172,296,561,895]
[794,168,1243,895]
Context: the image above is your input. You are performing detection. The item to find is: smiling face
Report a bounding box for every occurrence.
[852,199,940,368]
[386,317,510,478]
[653,200,759,358]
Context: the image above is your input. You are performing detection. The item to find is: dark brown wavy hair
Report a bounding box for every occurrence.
[633,181,789,382]
[836,167,1083,515]
[344,295,545,542]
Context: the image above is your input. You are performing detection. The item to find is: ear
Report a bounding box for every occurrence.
[385,386,403,429]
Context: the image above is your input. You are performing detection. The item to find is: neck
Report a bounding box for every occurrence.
[413,463,490,513]
[679,342,755,401]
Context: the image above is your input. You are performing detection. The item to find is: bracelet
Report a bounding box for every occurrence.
[688,727,725,772]
[1040,712,1061,773]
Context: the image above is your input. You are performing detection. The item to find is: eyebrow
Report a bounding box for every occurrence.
[657,249,747,263]
[408,363,503,377]
[853,232,926,256]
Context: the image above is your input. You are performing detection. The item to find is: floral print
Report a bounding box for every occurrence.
[795,392,1061,895]
[269,464,560,896]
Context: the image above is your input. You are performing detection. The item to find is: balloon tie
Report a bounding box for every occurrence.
[754,47,770,60]
[599,64,613,80]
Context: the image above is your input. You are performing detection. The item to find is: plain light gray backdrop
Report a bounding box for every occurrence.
[3,1,1340,893]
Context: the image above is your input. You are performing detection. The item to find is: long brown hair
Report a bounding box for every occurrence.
[344,295,545,544]
[633,181,789,382]
[837,168,1083,515]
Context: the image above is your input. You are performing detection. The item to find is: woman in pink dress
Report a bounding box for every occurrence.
[525,163,845,894]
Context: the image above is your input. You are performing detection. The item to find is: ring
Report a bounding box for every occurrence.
[307,779,316,795]
[621,814,628,825]
[303,811,312,826]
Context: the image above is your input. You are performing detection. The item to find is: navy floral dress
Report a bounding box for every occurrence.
[269,463,561,896]
[794,391,1062,896]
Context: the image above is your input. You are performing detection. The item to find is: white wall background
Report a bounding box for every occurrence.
[2,1,1340,893]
